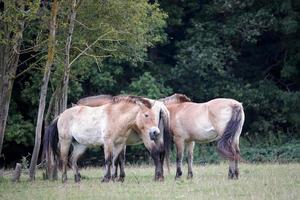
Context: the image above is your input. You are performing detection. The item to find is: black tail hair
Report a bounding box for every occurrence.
[43,118,59,162]
[217,105,243,161]
[159,109,172,172]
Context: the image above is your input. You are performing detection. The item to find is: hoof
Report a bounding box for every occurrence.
[175,171,182,180]
[158,175,164,182]
[62,174,67,183]
[154,175,164,182]
[101,176,111,183]
[112,175,118,182]
[117,176,125,182]
[228,169,239,180]
[74,174,81,183]
[187,172,193,179]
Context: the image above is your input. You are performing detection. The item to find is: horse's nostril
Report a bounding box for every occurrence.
[149,129,160,140]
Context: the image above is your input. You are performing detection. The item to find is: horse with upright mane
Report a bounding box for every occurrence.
[160,93,245,179]
[44,95,170,182]
[76,94,171,182]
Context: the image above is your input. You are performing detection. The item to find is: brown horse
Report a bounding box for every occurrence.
[43,96,165,183]
[160,94,245,180]
[76,95,171,181]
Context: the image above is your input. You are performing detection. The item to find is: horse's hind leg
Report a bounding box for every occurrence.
[60,139,72,183]
[71,143,87,183]
[228,159,239,179]
[228,142,241,179]
[175,138,185,179]
[187,141,195,179]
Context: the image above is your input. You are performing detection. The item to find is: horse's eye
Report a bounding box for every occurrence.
[144,114,149,118]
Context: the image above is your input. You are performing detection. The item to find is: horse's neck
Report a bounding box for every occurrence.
[107,103,140,130]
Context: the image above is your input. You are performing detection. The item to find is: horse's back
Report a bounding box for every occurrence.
[169,98,243,142]
[57,105,108,146]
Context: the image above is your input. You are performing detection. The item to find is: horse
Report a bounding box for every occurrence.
[43,95,168,183]
[76,94,171,182]
[160,93,245,180]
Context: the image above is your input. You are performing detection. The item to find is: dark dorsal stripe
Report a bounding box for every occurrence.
[160,93,191,104]
[112,95,152,108]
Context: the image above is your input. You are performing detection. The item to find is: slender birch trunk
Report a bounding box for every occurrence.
[29,0,59,181]
[60,0,78,112]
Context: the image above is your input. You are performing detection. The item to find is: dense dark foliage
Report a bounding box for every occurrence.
[3,0,299,165]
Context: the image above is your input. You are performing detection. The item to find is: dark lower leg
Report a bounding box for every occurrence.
[151,148,163,181]
[234,159,239,179]
[118,148,126,182]
[112,155,119,181]
[102,157,112,182]
[187,142,194,179]
[159,151,165,180]
[228,160,239,180]
[61,160,68,183]
[73,162,81,183]
[175,142,184,179]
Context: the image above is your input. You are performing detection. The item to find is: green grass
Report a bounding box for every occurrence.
[0,163,299,200]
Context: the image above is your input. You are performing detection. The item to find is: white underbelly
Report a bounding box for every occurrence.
[192,126,219,143]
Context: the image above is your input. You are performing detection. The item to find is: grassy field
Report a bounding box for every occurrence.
[0,163,299,200]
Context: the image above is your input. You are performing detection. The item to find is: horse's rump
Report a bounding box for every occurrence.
[216,104,244,161]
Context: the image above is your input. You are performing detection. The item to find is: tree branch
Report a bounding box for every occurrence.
[69,30,113,67]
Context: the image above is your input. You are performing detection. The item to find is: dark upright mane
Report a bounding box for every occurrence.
[112,95,152,108]
[77,94,113,105]
[160,93,191,104]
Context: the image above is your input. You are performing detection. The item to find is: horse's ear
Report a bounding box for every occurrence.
[139,98,152,109]
[71,103,77,107]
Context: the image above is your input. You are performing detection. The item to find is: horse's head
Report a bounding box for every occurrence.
[135,99,161,141]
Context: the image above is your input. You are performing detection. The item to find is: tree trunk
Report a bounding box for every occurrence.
[11,163,22,182]
[29,0,59,181]
[45,0,79,180]
[0,16,25,156]
[60,0,78,111]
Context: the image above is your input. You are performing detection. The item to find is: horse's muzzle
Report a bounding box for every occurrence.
[149,127,160,141]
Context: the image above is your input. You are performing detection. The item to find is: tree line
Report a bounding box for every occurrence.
[0,0,299,173]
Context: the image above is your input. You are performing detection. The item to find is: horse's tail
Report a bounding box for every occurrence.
[217,104,245,161]
[43,118,60,165]
[160,108,172,173]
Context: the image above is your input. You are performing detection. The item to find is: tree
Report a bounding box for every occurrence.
[0,0,38,156]
[29,0,59,180]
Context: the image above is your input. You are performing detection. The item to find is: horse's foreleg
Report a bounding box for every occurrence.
[187,141,195,179]
[150,149,162,181]
[159,149,165,181]
[111,143,125,182]
[102,141,113,183]
[117,146,126,182]
[71,143,87,183]
[175,138,185,179]
[112,154,120,181]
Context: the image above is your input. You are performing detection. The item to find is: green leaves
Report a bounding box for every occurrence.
[5,113,34,146]
[126,72,172,99]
